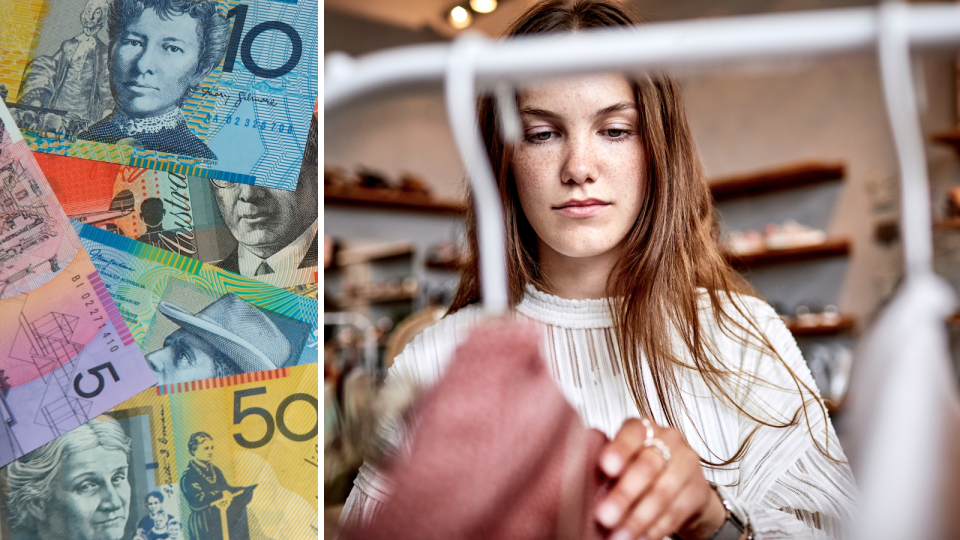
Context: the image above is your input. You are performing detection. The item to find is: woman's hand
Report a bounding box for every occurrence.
[594,417,729,540]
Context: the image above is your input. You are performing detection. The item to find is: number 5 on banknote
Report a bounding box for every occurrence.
[3,0,318,191]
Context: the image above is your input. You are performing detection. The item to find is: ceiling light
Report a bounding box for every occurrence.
[470,0,497,14]
[449,6,472,29]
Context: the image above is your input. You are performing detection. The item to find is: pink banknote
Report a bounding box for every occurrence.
[0,101,156,467]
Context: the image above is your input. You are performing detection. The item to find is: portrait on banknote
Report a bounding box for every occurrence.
[13,0,114,137]
[180,432,255,540]
[35,109,320,288]
[1,416,135,540]
[79,0,228,159]
[212,113,318,285]
[134,490,179,540]
[144,281,316,385]
[14,0,227,159]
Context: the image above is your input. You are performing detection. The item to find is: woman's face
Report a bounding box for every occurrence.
[43,445,131,540]
[112,7,202,118]
[195,438,215,463]
[511,74,644,264]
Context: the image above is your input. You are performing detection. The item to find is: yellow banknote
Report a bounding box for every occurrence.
[0,363,318,540]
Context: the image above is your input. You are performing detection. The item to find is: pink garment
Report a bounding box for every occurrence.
[344,321,612,540]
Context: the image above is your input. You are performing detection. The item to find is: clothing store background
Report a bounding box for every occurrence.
[323,0,960,520]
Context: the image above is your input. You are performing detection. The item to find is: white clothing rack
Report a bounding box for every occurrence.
[325,4,960,537]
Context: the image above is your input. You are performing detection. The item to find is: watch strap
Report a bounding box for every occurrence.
[706,483,752,540]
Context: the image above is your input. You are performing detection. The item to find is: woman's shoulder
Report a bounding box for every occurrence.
[389,303,487,386]
[697,289,782,331]
[78,116,121,143]
[696,290,803,368]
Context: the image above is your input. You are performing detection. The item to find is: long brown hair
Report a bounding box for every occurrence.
[448,0,832,467]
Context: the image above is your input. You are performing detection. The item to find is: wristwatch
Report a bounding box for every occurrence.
[706,483,753,540]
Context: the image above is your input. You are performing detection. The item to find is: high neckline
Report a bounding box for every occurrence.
[111,108,183,135]
[516,283,614,329]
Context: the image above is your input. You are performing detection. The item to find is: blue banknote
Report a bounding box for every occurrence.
[2,0,318,191]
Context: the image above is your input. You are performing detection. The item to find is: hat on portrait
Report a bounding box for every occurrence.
[156,295,290,373]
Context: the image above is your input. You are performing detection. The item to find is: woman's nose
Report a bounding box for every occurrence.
[135,43,160,74]
[100,484,124,511]
[561,134,596,185]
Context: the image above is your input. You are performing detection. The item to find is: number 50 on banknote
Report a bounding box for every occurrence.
[1,0,318,191]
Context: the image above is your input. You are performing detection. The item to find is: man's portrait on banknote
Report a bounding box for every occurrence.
[181,432,255,540]
[212,113,318,286]
[3,416,132,540]
[145,294,314,385]
[78,0,228,159]
[14,0,114,136]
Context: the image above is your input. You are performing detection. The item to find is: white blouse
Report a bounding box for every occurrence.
[340,285,858,539]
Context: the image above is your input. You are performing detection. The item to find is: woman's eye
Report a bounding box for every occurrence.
[526,131,555,143]
[76,481,97,495]
[603,128,629,138]
[164,45,183,53]
[113,472,127,485]
[122,38,143,48]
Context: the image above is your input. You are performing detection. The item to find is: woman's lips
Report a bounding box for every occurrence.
[553,199,610,218]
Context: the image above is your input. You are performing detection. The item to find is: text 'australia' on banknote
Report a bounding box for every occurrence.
[75,221,319,387]
[34,111,319,288]
[0,100,156,467]
[0,363,318,540]
[1,0,318,191]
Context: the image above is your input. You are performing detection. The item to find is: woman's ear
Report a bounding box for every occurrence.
[25,498,46,527]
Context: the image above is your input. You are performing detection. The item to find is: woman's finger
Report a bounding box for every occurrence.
[610,455,691,540]
[598,417,649,477]
[643,479,713,540]
[594,441,670,528]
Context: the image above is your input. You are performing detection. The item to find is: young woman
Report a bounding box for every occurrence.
[340,1,857,538]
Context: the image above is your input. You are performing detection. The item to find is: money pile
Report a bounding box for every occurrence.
[0,1,319,539]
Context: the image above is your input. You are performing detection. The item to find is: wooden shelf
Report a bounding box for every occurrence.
[785,314,856,337]
[709,161,845,201]
[725,238,850,269]
[341,291,416,305]
[934,218,960,230]
[425,259,463,270]
[336,240,414,266]
[324,185,466,214]
[932,129,960,153]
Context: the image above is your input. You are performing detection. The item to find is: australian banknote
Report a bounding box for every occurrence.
[0,99,156,467]
[1,0,318,191]
[74,221,318,387]
[0,363,318,540]
[35,111,318,288]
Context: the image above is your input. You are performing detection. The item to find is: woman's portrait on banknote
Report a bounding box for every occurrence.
[78,0,229,159]
[181,432,255,540]
[3,416,131,540]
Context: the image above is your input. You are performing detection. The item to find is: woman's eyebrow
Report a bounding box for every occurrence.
[519,107,560,120]
[595,102,637,117]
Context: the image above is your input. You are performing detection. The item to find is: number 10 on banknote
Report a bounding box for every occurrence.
[2,0,318,191]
